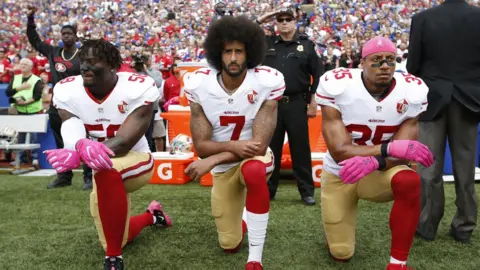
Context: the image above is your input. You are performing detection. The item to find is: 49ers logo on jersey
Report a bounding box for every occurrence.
[396,99,409,114]
[247,90,258,104]
[55,63,66,72]
[118,101,129,114]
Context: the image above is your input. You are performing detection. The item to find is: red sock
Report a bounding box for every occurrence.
[241,160,269,214]
[127,212,155,243]
[95,169,128,257]
[389,170,421,261]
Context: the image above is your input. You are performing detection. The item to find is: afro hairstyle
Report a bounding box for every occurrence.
[204,15,266,71]
[78,39,123,70]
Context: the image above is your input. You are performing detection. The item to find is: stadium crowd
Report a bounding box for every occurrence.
[0,0,478,88]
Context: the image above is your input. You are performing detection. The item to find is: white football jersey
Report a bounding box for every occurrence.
[53,72,160,153]
[184,66,286,173]
[315,68,429,176]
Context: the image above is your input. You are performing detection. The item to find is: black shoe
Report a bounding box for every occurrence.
[47,172,73,189]
[104,256,124,270]
[450,229,471,243]
[302,196,316,205]
[82,176,93,190]
[415,231,434,241]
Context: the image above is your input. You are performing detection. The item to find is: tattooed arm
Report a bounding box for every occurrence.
[251,100,278,155]
[190,102,241,161]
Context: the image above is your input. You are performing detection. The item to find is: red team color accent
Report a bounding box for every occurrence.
[241,160,270,214]
[95,169,129,257]
[389,170,421,261]
[127,212,155,242]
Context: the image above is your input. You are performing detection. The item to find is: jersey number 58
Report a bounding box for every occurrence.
[84,124,121,142]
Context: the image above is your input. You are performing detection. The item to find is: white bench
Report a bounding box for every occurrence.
[0,114,49,174]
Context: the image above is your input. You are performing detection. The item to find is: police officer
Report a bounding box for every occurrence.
[256,8,324,205]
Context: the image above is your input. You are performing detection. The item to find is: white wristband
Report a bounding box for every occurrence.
[60,117,87,150]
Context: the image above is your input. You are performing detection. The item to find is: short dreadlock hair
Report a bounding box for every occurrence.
[204,15,266,71]
[78,39,123,70]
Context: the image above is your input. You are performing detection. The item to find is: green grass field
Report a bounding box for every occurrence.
[0,173,478,270]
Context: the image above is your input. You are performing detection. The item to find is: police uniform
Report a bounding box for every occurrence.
[259,10,324,204]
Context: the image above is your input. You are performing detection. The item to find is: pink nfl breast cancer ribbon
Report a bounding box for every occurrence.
[362,36,397,58]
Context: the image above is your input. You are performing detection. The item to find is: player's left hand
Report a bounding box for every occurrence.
[43,149,81,173]
[338,156,379,184]
[388,140,434,167]
[75,139,115,171]
[184,158,215,181]
[307,104,317,118]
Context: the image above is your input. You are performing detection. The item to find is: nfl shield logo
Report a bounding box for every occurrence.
[396,99,409,114]
[247,90,258,104]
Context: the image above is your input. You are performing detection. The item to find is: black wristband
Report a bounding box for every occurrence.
[374,156,387,170]
[381,143,389,157]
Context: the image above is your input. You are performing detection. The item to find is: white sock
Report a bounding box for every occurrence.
[247,211,269,263]
[152,215,157,224]
[390,256,406,265]
[242,207,248,225]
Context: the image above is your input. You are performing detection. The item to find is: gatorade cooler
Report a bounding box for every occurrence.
[150,152,195,184]
[311,152,325,188]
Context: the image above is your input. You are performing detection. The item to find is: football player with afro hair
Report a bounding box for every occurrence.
[203,15,266,76]
[184,16,286,270]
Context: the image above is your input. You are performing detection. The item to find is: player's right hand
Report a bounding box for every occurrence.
[43,149,81,173]
[184,158,216,181]
[75,139,115,171]
[230,140,262,159]
[388,140,434,167]
[339,156,379,184]
[27,6,37,17]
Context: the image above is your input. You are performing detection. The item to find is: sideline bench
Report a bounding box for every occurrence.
[0,114,49,174]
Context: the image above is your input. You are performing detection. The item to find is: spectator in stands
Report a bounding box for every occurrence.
[26,6,92,190]
[407,0,480,243]
[323,46,339,71]
[163,64,181,103]
[0,47,12,84]
[5,58,43,164]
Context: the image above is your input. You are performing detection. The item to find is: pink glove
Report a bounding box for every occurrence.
[75,138,115,171]
[43,149,81,173]
[339,156,379,184]
[388,140,434,167]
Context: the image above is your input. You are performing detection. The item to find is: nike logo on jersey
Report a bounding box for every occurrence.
[324,75,329,81]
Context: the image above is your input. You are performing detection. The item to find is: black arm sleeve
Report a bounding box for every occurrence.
[5,79,15,97]
[27,16,54,57]
[32,80,43,101]
[308,41,324,94]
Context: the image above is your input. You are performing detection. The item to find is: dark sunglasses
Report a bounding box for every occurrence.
[277,17,293,23]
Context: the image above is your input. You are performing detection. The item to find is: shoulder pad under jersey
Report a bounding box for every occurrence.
[184,67,214,90]
[319,68,357,96]
[53,75,82,103]
[396,72,429,104]
[253,66,285,88]
[123,73,157,100]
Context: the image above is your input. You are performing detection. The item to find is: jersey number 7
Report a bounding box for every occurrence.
[219,116,245,140]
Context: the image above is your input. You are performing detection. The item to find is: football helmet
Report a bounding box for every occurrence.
[169,134,193,154]
[0,126,18,147]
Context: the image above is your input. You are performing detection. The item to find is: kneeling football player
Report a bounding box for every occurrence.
[316,36,434,270]
[183,16,285,270]
[44,39,172,270]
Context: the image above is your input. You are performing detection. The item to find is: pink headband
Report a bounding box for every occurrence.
[361,36,396,58]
